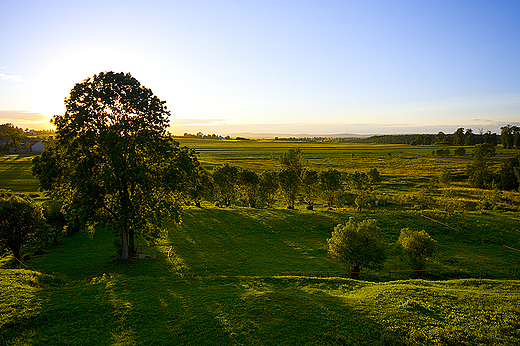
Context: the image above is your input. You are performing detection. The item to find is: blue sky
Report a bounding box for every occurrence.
[0,0,519,135]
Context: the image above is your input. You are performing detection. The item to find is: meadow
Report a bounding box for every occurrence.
[1,141,520,345]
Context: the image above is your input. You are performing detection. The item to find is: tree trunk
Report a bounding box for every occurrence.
[129,228,135,255]
[121,227,129,260]
[351,264,360,279]
[12,247,22,264]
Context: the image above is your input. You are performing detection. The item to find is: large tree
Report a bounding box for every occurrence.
[32,72,200,260]
[0,191,48,263]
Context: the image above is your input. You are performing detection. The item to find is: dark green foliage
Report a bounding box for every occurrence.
[278,169,300,209]
[32,72,200,260]
[0,192,47,261]
[410,134,433,145]
[327,217,385,278]
[497,156,520,191]
[42,200,66,244]
[187,167,213,207]
[436,148,450,157]
[500,124,520,149]
[395,228,437,270]
[319,169,342,209]
[212,164,238,207]
[453,147,466,156]
[368,168,382,184]
[466,158,493,189]
[345,171,373,210]
[0,123,25,151]
[259,170,279,208]
[434,131,448,144]
[473,143,495,158]
[237,168,260,208]
[438,167,453,186]
[464,129,475,146]
[467,143,496,189]
[483,131,498,146]
[301,169,319,209]
[279,148,305,177]
[453,127,465,146]
[361,134,417,144]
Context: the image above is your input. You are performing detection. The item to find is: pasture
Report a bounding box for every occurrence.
[1,142,520,345]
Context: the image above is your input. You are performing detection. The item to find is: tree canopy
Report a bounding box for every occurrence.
[0,191,47,262]
[32,71,200,259]
[327,217,385,278]
[395,228,437,271]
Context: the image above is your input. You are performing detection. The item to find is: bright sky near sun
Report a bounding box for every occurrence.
[0,0,519,135]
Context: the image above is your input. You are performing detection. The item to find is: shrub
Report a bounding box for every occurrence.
[438,167,453,186]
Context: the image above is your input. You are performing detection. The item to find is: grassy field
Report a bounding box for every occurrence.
[0,153,41,194]
[1,144,520,345]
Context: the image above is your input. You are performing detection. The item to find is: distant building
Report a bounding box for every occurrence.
[6,138,45,152]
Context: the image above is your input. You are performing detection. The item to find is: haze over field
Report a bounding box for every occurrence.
[0,0,519,135]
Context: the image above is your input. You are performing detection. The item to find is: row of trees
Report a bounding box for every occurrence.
[411,128,500,146]
[327,217,437,279]
[205,148,381,211]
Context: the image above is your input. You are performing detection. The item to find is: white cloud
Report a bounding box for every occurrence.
[0,73,23,82]
[1,65,9,69]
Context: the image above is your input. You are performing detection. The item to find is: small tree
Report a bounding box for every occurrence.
[453,127,465,146]
[42,200,67,244]
[368,168,382,184]
[280,148,305,178]
[467,143,496,188]
[0,192,48,262]
[453,147,466,156]
[346,171,373,211]
[320,169,342,209]
[237,168,260,208]
[301,169,319,210]
[259,170,279,208]
[395,228,437,271]
[438,167,453,186]
[212,164,238,207]
[278,169,300,209]
[327,217,386,279]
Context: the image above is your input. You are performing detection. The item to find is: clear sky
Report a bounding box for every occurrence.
[1,0,519,135]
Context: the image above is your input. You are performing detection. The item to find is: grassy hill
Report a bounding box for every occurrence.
[1,146,520,345]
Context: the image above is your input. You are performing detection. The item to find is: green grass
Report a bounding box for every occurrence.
[0,153,41,194]
[2,143,520,345]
